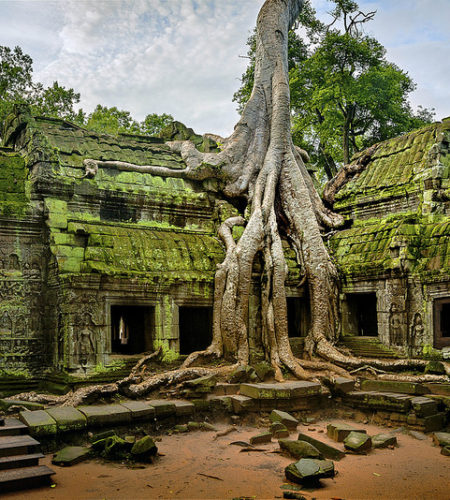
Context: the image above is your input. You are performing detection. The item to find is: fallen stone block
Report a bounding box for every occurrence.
[285,458,335,484]
[230,395,258,413]
[360,380,429,395]
[269,410,298,430]
[408,430,427,441]
[326,422,367,442]
[408,412,446,432]
[410,397,439,417]
[52,446,91,466]
[120,401,155,420]
[432,432,450,448]
[254,361,275,382]
[78,404,132,426]
[441,446,450,456]
[372,433,397,449]
[19,410,57,436]
[229,365,258,384]
[279,439,322,459]
[131,436,158,462]
[90,429,116,444]
[330,377,356,394]
[249,432,272,445]
[183,375,217,393]
[207,395,233,412]
[45,407,87,432]
[187,421,201,431]
[173,424,189,433]
[274,428,290,439]
[270,421,287,435]
[344,431,372,454]
[297,432,345,460]
[100,435,133,459]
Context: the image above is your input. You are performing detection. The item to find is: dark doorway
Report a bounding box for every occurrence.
[287,297,310,338]
[434,298,450,348]
[179,307,213,355]
[111,305,154,355]
[346,293,378,336]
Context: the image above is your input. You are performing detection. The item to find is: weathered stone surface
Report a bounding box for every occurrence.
[274,428,290,439]
[279,439,322,459]
[172,400,195,416]
[441,446,450,456]
[407,412,446,432]
[372,433,397,448]
[90,429,116,443]
[408,430,427,441]
[360,380,428,395]
[173,424,189,433]
[344,432,372,454]
[45,407,87,432]
[78,404,131,426]
[187,421,201,431]
[254,362,275,382]
[330,378,356,394]
[19,410,57,436]
[229,365,258,384]
[410,397,439,417]
[432,432,450,448]
[344,391,412,412]
[424,361,446,375]
[424,383,450,396]
[0,399,44,411]
[52,446,91,466]
[230,395,258,413]
[270,421,287,435]
[146,400,176,417]
[131,436,158,461]
[326,422,367,442]
[297,432,345,460]
[213,383,240,396]
[102,435,133,459]
[240,382,321,400]
[285,458,335,484]
[183,375,217,393]
[249,432,272,445]
[207,395,233,412]
[269,410,299,430]
[120,401,155,420]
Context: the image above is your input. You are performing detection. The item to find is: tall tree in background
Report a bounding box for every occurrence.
[234,0,434,181]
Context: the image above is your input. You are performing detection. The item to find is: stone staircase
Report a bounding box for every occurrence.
[337,379,449,433]
[339,336,402,358]
[0,417,55,493]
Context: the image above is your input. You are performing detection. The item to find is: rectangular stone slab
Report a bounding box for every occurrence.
[146,400,176,417]
[360,380,429,395]
[45,407,87,432]
[410,397,438,417]
[120,401,155,420]
[327,423,367,442]
[172,400,195,416]
[240,381,321,400]
[230,395,258,413]
[19,410,57,436]
[297,432,345,460]
[0,399,44,411]
[77,404,131,426]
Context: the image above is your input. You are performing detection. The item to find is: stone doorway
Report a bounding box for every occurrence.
[111,305,155,355]
[287,297,310,338]
[345,293,378,337]
[434,298,450,349]
[179,306,213,355]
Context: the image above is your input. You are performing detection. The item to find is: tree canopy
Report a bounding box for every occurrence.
[234,0,435,181]
[0,45,173,139]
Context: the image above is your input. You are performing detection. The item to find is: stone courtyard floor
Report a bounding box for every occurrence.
[2,418,448,500]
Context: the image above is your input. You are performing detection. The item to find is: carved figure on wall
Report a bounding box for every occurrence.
[409,313,424,348]
[0,312,12,335]
[8,254,20,270]
[76,313,96,367]
[389,303,403,346]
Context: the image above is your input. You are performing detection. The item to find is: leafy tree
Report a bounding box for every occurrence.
[141,112,174,136]
[84,105,140,135]
[31,81,81,121]
[234,0,435,180]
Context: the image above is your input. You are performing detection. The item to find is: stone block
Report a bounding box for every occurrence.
[423,383,450,396]
[432,432,450,448]
[206,396,232,412]
[78,404,132,426]
[285,458,335,484]
[240,383,278,399]
[326,423,367,442]
[230,395,258,413]
[279,439,322,459]
[331,377,356,394]
[249,432,272,445]
[191,399,210,412]
[0,399,44,411]
[360,379,429,395]
[52,446,91,466]
[147,400,176,417]
[410,397,439,417]
[297,432,345,460]
[172,400,195,416]
[273,428,290,439]
[45,407,87,432]
[183,375,217,393]
[269,409,299,430]
[343,431,372,454]
[421,413,446,433]
[213,383,240,396]
[120,401,156,420]
[372,433,397,449]
[19,410,57,436]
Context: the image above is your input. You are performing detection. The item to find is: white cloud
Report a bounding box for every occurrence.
[1,0,449,135]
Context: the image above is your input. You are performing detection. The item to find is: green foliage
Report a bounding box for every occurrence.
[233,0,435,181]
[141,112,174,136]
[84,104,140,135]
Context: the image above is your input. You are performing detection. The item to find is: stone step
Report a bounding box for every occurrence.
[0,465,55,492]
[360,379,429,395]
[339,337,401,359]
[0,435,40,458]
[0,418,28,436]
[0,452,44,470]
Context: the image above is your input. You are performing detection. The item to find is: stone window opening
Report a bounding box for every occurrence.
[345,293,378,337]
[287,297,310,338]
[179,306,213,355]
[111,305,154,355]
[434,298,450,349]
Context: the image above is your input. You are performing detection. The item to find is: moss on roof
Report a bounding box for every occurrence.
[0,148,29,217]
[334,120,450,211]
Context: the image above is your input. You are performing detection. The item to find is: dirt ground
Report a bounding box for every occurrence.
[3,418,449,500]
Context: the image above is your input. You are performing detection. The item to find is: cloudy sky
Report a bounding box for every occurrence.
[1,0,449,137]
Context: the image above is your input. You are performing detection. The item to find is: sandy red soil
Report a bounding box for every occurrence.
[4,419,449,500]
